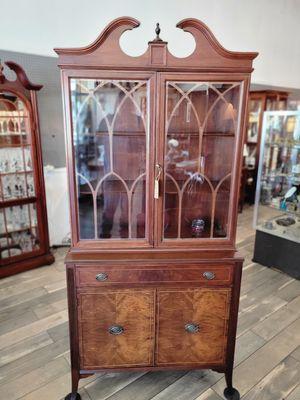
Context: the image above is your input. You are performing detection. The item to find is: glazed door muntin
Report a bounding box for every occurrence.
[65,70,156,248]
[155,73,246,247]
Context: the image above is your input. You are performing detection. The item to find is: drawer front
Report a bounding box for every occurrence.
[78,289,155,368]
[76,265,233,287]
[156,288,231,366]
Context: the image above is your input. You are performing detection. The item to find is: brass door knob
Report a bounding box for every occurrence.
[185,323,200,334]
[203,271,215,280]
[96,272,108,281]
[108,325,124,335]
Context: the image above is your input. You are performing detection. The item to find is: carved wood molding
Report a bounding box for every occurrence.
[0,61,42,92]
[54,16,258,71]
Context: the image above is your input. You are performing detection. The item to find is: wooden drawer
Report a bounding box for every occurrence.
[156,288,231,366]
[76,264,233,287]
[78,289,155,369]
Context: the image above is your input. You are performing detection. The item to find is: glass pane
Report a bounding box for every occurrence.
[164,81,241,240]
[0,92,37,202]
[0,202,40,259]
[254,111,300,244]
[71,79,149,240]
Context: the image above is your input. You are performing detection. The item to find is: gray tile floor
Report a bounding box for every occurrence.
[0,208,300,399]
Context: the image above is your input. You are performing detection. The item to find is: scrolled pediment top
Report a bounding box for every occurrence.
[54,16,258,70]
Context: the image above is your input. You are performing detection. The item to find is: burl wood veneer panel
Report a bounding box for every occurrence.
[78,289,155,368]
[156,288,231,365]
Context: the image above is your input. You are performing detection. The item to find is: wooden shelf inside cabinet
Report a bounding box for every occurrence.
[55,16,257,400]
[0,61,54,277]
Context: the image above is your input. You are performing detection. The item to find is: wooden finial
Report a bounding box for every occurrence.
[154,22,162,41]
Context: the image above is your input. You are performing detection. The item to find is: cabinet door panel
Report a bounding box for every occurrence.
[158,76,243,244]
[78,289,155,368]
[156,288,231,365]
[69,75,154,246]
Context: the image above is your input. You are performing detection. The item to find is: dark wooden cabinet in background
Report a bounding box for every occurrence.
[55,17,257,400]
[0,61,54,277]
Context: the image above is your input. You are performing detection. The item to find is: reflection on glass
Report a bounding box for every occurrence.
[0,203,40,258]
[255,111,300,244]
[0,92,39,259]
[71,79,148,240]
[164,81,241,239]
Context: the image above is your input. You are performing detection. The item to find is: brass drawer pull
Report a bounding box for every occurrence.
[185,323,200,334]
[203,271,215,280]
[108,325,124,335]
[96,272,108,281]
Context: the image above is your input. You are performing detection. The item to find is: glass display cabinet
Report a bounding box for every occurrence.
[55,17,257,400]
[240,90,288,209]
[0,61,54,277]
[253,110,300,279]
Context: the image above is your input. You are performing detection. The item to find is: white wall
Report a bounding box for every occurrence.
[1,0,300,88]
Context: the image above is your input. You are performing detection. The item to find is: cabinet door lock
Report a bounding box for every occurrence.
[154,163,163,199]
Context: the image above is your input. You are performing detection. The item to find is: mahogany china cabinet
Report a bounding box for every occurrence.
[55,17,257,400]
[0,61,54,277]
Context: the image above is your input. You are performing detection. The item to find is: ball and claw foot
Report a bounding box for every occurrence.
[224,387,240,400]
[65,393,81,400]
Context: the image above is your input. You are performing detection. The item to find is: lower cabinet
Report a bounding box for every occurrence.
[78,290,155,368]
[156,288,231,366]
[78,287,231,370]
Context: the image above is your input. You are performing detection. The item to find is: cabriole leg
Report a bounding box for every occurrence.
[65,368,81,400]
[223,367,240,400]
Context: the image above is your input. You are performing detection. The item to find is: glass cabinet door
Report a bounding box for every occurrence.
[162,80,242,242]
[0,92,40,260]
[70,78,151,243]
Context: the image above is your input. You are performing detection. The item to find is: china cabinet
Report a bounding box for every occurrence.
[253,110,300,279]
[240,90,289,208]
[0,61,54,277]
[55,17,257,400]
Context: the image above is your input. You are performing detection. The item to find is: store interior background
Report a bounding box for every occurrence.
[1,0,300,244]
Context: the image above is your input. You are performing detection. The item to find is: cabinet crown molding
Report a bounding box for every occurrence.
[54,16,258,72]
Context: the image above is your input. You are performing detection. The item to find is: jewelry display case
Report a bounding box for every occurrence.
[253,110,300,279]
[0,61,54,277]
[240,90,288,209]
[55,17,257,400]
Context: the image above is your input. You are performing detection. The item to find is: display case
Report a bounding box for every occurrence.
[253,110,300,278]
[55,17,257,400]
[0,61,54,277]
[240,90,289,208]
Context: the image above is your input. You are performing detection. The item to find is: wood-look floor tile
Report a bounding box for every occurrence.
[0,336,69,384]
[195,388,223,400]
[212,317,300,398]
[0,309,37,335]
[0,331,52,368]
[252,295,300,340]
[0,309,68,350]
[85,372,145,400]
[242,356,300,400]
[286,384,300,400]
[0,357,69,400]
[100,371,185,400]
[237,294,287,337]
[150,370,220,400]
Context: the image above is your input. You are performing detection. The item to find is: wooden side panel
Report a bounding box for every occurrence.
[156,288,231,366]
[79,289,155,368]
